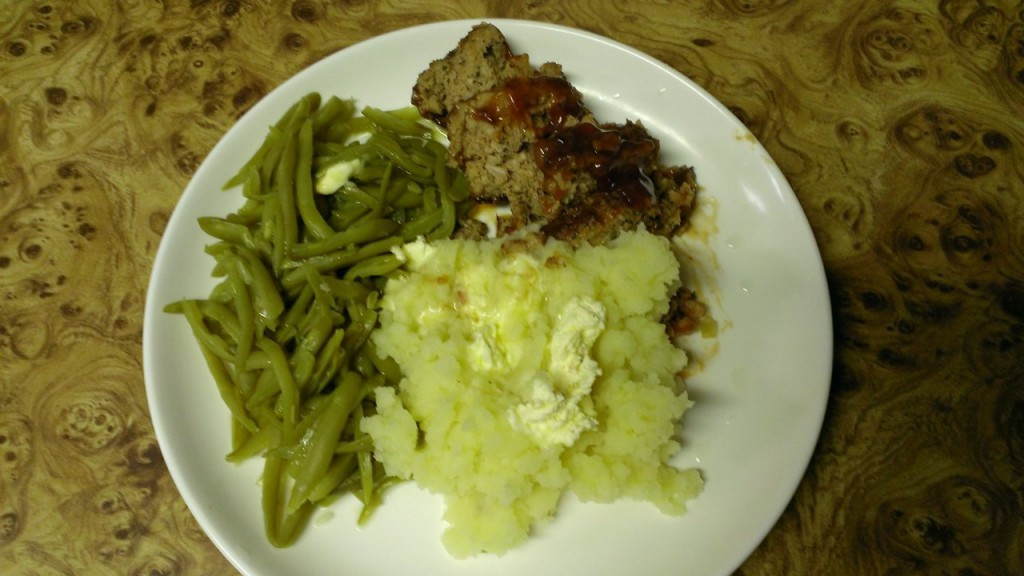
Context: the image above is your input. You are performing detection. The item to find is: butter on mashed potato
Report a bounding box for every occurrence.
[361,228,703,557]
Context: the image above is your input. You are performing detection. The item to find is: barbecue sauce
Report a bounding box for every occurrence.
[535,122,657,208]
[471,75,658,211]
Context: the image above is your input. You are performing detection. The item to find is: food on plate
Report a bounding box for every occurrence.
[414,23,699,247]
[362,228,702,557]
[165,93,473,547]
[356,23,706,557]
[165,21,711,556]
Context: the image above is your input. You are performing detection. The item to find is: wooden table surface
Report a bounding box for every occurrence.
[2,1,1022,574]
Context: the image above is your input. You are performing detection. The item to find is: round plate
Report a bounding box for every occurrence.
[143,18,832,576]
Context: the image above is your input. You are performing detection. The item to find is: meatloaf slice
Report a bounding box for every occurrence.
[444,74,599,232]
[412,23,536,127]
[413,23,699,246]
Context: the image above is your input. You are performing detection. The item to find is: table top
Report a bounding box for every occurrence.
[2,2,1022,575]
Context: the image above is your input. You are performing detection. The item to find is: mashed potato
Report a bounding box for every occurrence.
[361,228,702,557]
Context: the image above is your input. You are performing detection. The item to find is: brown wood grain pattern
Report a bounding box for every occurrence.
[1,1,1021,575]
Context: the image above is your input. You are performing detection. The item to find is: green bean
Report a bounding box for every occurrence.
[361,339,402,385]
[167,91,475,547]
[428,181,458,241]
[287,370,363,513]
[224,138,271,191]
[334,434,374,454]
[358,475,403,525]
[237,247,284,330]
[389,105,438,128]
[423,184,439,213]
[257,128,286,194]
[294,312,339,395]
[301,263,336,314]
[228,413,277,463]
[297,302,335,356]
[307,452,357,503]
[351,159,390,182]
[342,302,377,355]
[242,351,271,370]
[335,182,381,211]
[309,328,346,395]
[225,134,273,193]
[409,147,439,172]
[179,299,235,362]
[184,306,258,433]
[245,368,280,411]
[241,165,263,200]
[279,236,403,290]
[280,392,333,452]
[430,139,469,202]
[263,453,313,548]
[342,115,373,137]
[261,452,284,540]
[381,171,412,206]
[295,119,334,240]
[343,253,403,280]
[368,161,393,218]
[329,201,371,231]
[230,415,252,457]
[280,93,319,136]
[199,217,255,248]
[288,218,398,259]
[224,92,318,191]
[260,193,286,274]
[276,128,300,252]
[399,207,443,239]
[367,132,432,180]
[358,441,374,508]
[235,364,259,397]
[449,169,471,202]
[391,183,431,209]
[191,299,241,342]
[361,106,430,138]
[207,252,229,279]
[312,96,355,137]
[324,108,362,143]
[224,256,255,366]
[315,140,372,169]
[257,337,299,429]
[290,348,316,394]
[261,396,330,463]
[229,196,266,226]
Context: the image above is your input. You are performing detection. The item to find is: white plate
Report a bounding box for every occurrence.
[144,19,832,576]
